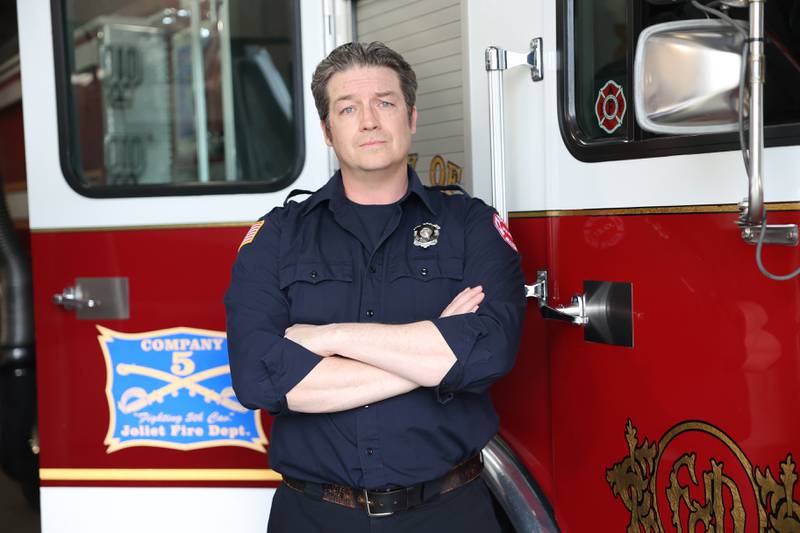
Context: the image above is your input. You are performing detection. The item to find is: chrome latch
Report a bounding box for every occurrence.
[51,278,129,320]
[525,270,588,326]
[53,286,99,311]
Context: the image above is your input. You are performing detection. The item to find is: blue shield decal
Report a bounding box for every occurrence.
[98,326,267,453]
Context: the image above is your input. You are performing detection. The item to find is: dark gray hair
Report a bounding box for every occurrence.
[311,41,417,134]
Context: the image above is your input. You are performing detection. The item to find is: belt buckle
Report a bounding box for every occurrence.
[363,489,394,518]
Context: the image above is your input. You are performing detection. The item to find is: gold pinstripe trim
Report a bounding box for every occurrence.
[28,203,800,230]
[39,468,282,481]
[31,221,254,234]
[508,202,800,219]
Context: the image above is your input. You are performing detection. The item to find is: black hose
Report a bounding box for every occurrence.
[0,189,34,367]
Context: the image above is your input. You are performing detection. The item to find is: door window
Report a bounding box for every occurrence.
[560,0,800,161]
[55,0,303,195]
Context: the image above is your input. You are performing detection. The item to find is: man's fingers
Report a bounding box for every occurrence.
[440,286,485,317]
[460,291,485,312]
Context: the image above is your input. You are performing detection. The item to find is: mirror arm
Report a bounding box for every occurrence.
[742,0,765,227]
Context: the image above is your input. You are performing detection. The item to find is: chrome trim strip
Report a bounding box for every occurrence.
[482,436,558,533]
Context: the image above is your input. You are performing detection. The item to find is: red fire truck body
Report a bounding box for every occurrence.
[1,0,798,531]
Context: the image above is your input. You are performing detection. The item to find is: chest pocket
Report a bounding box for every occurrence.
[279,261,354,324]
[387,256,464,321]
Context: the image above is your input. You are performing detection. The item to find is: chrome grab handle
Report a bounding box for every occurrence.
[525,270,588,326]
[53,286,100,311]
[485,38,543,223]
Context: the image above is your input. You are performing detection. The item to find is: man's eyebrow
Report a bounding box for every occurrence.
[333,91,399,104]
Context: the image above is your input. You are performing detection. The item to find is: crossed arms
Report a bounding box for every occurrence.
[283,286,485,413]
[225,203,525,417]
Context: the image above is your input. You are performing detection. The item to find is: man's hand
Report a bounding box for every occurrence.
[284,324,337,357]
[440,286,484,318]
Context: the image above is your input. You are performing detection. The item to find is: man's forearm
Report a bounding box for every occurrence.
[285,356,419,413]
[327,321,457,388]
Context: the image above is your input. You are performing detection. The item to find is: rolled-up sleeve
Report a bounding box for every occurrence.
[224,212,321,415]
[431,201,526,404]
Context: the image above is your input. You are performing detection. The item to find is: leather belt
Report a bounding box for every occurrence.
[282,454,483,517]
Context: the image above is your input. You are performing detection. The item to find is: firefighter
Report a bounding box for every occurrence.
[224,41,526,532]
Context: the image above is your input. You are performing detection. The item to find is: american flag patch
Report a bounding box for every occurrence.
[238,220,264,251]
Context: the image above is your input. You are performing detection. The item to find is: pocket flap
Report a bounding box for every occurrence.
[388,257,463,282]
[279,261,353,289]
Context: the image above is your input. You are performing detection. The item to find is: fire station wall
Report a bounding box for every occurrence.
[355,0,468,191]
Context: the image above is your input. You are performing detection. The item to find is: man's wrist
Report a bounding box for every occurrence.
[323,322,347,355]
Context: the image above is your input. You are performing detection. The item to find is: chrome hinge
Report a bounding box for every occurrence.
[524,270,548,301]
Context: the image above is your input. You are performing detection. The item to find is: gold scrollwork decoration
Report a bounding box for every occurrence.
[755,455,800,532]
[607,419,795,532]
[606,420,660,533]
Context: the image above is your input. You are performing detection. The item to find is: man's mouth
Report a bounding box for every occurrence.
[360,140,386,147]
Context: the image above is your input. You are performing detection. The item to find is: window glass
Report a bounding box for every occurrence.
[0,3,18,65]
[573,0,628,141]
[61,0,301,190]
[566,0,800,148]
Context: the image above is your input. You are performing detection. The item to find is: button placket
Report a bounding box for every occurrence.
[361,246,384,322]
[356,398,384,488]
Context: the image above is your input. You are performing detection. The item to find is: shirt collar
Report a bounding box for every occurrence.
[301,166,439,216]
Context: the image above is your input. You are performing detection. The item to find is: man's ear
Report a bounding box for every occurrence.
[320,119,333,146]
[409,106,418,135]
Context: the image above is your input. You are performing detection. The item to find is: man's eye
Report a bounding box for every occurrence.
[378,100,394,108]
[341,106,354,114]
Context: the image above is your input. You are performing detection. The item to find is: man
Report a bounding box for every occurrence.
[225,41,526,532]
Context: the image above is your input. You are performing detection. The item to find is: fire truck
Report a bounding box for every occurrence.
[1,0,798,531]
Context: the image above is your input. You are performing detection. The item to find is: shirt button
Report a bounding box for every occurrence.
[366,309,375,318]
[309,271,318,279]
[367,448,374,456]
[419,267,428,277]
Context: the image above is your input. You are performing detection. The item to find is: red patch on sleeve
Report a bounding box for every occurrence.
[493,213,518,252]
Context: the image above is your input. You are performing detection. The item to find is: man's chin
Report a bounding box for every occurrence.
[352,158,405,175]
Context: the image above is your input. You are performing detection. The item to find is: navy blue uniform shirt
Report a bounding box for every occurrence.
[224,167,526,490]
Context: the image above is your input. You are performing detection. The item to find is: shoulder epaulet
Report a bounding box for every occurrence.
[283,189,314,206]
[425,184,469,196]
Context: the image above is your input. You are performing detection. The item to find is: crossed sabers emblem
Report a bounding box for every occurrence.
[115,363,247,414]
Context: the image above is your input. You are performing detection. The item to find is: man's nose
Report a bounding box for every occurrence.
[360,106,379,130]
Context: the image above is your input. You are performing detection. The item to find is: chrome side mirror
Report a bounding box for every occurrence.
[635,9,800,268]
[634,19,745,135]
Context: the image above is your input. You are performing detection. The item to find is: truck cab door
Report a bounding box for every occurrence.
[18,1,333,531]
